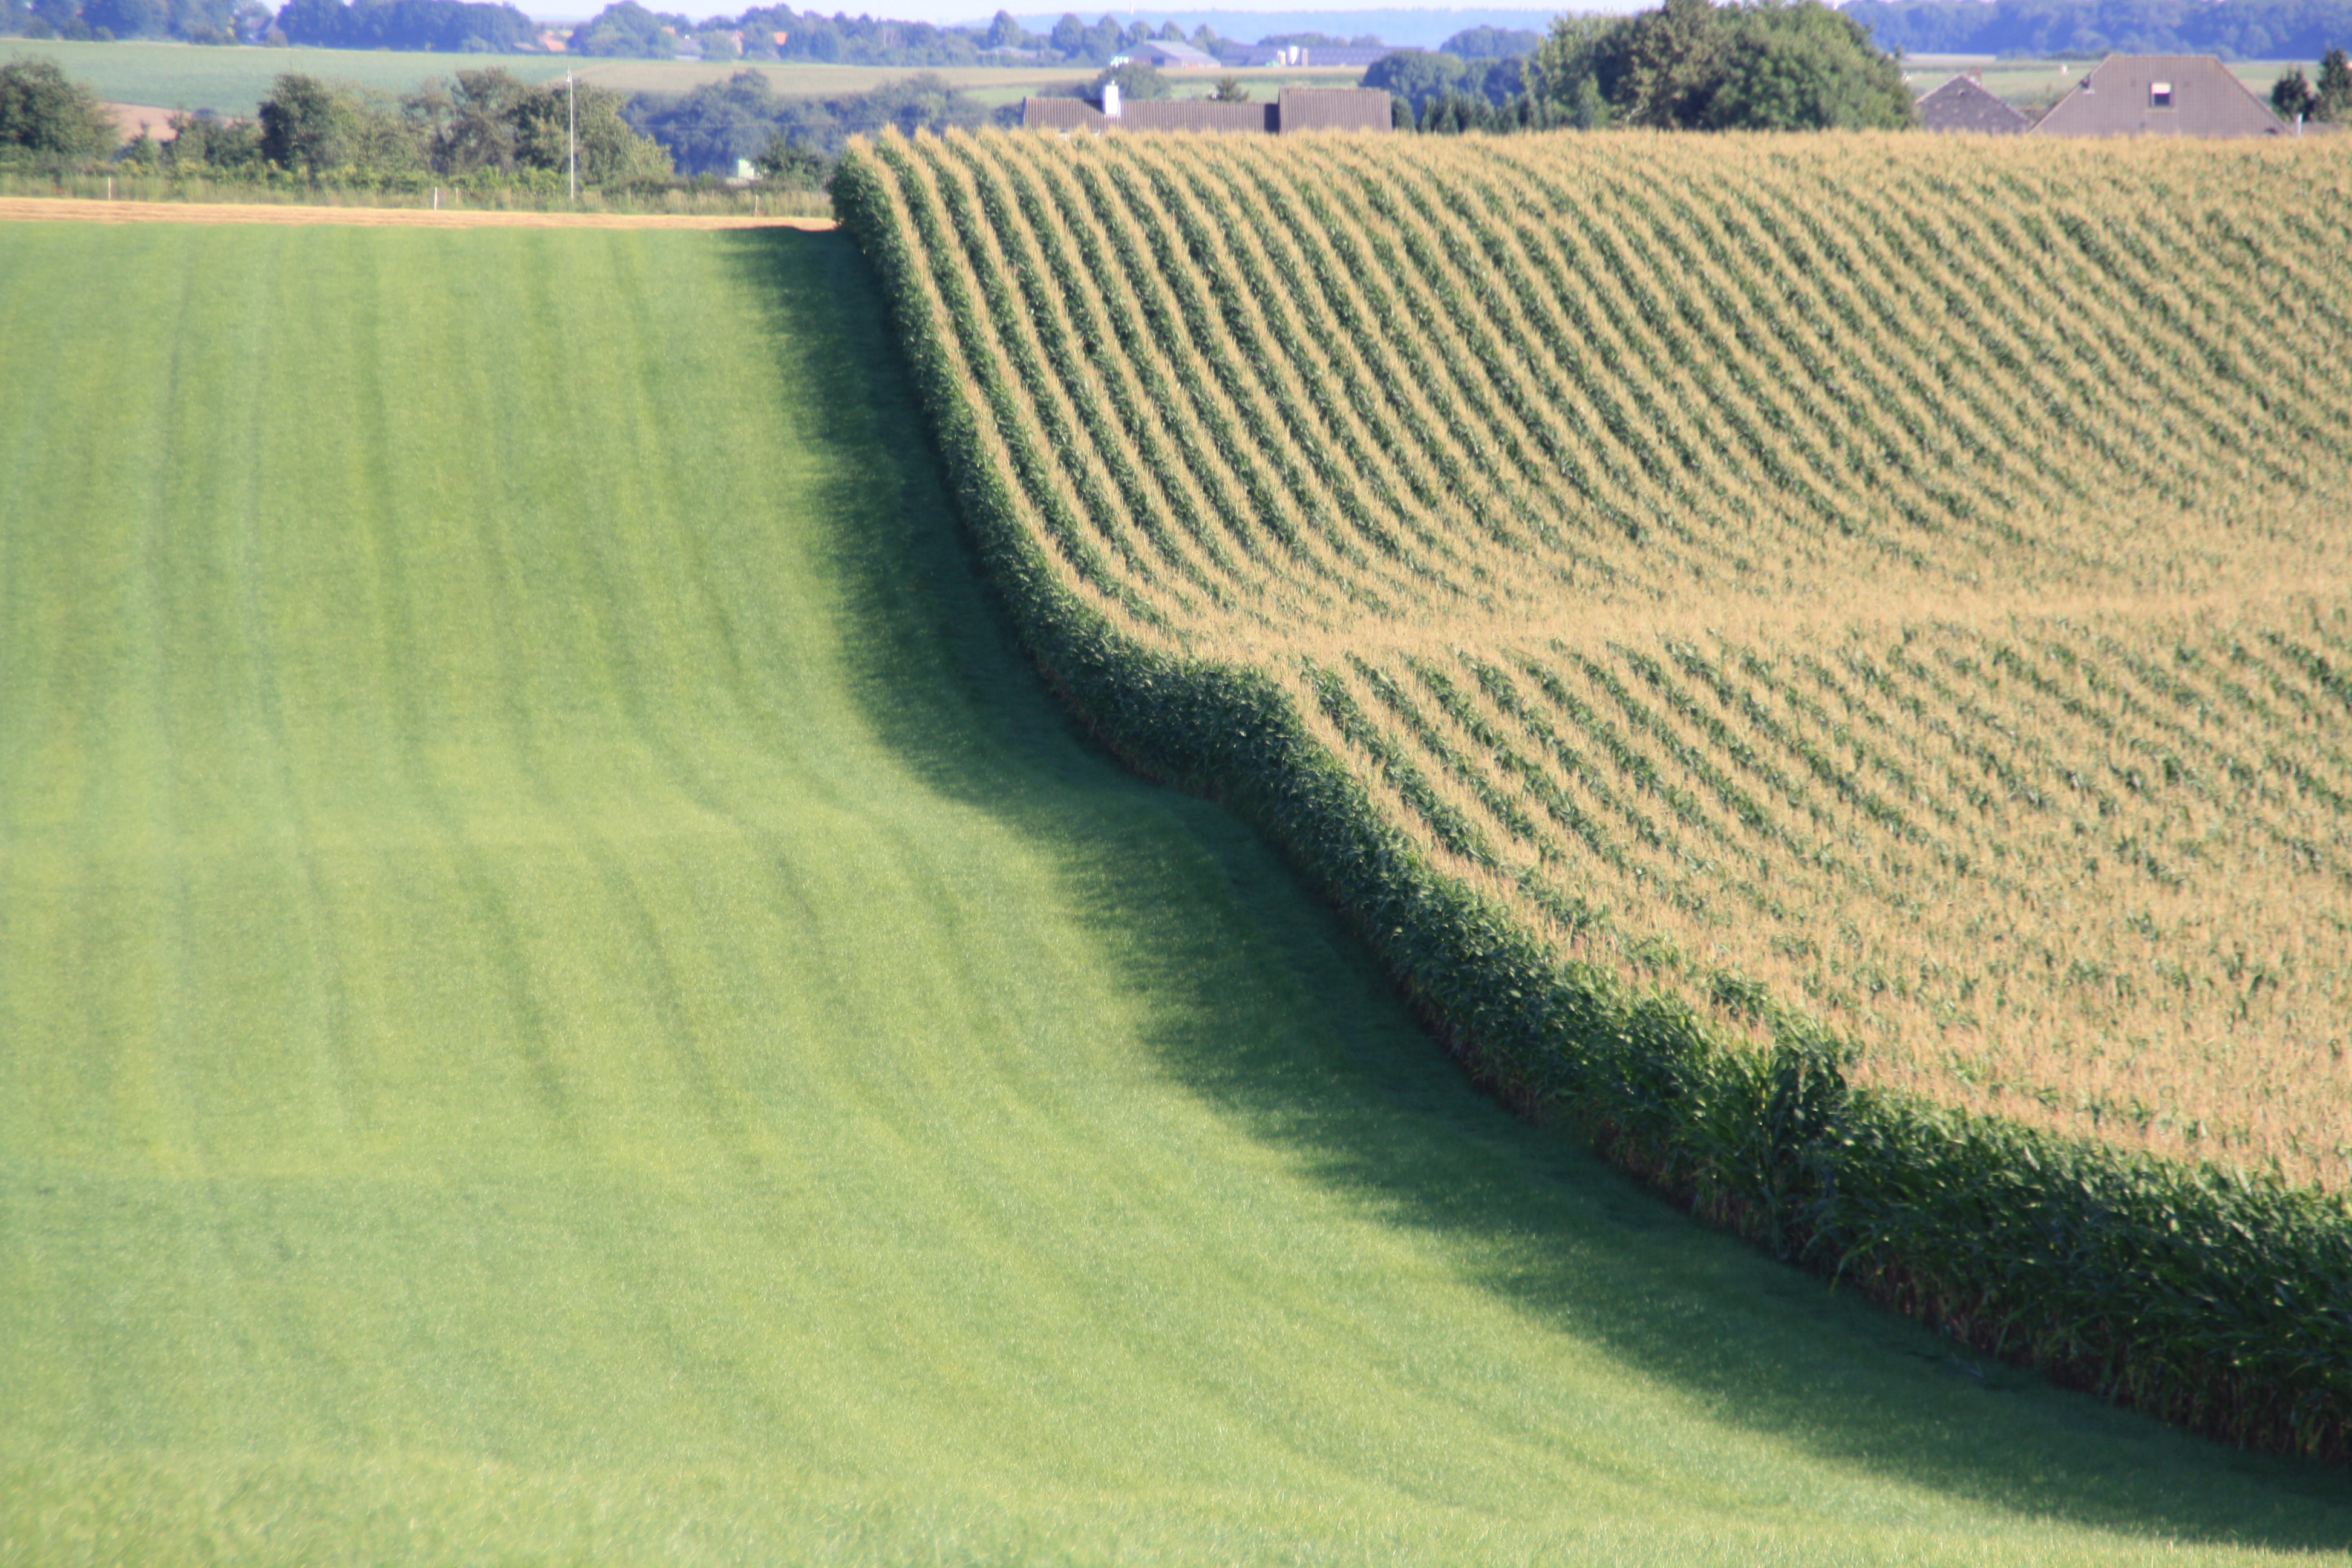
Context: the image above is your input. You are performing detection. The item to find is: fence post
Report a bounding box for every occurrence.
[106,175,113,201]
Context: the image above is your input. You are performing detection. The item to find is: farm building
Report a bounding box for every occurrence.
[2033,54,2288,136]
[1918,73,2030,133]
[1021,85,1393,135]
[1116,39,1220,67]
[1231,42,1395,67]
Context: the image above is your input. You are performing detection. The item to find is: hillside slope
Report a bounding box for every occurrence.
[4,220,2350,1560]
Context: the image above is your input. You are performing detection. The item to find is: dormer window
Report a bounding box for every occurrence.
[2149,81,2174,107]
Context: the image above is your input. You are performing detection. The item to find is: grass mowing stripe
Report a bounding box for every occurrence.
[1,218,2348,1563]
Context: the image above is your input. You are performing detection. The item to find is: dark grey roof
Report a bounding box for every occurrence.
[1272,87,1393,133]
[1022,97,1110,132]
[1918,74,2030,134]
[2033,54,2287,138]
[1020,86,1389,136]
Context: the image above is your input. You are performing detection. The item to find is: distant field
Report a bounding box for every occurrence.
[577,56,1361,108]
[7,214,2352,1563]
[0,38,1355,116]
[0,38,573,114]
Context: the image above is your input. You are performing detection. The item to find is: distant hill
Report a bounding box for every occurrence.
[1842,0,2352,58]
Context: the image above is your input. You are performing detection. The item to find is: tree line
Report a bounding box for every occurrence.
[0,57,674,182]
[558,4,1330,68]
[0,54,1000,186]
[2272,44,2352,116]
[5,0,532,48]
[1844,0,2352,60]
[624,68,1000,176]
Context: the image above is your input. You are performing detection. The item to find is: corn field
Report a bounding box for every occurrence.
[848,126,2352,1188]
[836,127,2352,1456]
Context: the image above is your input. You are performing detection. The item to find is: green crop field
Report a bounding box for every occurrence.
[4,217,2350,1561]
[832,128,2352,1455]
[840,128,2352,1187]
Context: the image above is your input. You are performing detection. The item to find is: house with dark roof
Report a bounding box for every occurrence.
[1021,85,1393,136]
[2033,54,2290,137]
[1918,73,2030,134]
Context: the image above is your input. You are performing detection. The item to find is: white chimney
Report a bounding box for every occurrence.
[1103,80,1122,118]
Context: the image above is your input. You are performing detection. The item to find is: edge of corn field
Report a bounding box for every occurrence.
[828,135,2352,1468]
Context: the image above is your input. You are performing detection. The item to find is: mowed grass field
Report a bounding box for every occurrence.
[3,218,2351,1563]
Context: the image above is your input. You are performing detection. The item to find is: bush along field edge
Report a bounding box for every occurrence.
[828,138,2352,1466]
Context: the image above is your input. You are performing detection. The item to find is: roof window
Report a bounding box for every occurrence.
[2150,81,2174,107]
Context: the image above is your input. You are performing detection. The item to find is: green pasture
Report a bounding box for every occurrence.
[0,218,2347,1563]
[0,38,573,113]
[0,38,1354,117]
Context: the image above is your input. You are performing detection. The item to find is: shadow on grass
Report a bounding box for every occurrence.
[713,226,2352,1553]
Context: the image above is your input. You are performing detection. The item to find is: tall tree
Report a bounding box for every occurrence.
[406,67,530,172]
[1362,47,1474,114]
[2273,66,2318,119]
[1598,0,1733,128]
[979,7,1024,48]
[258,72,354,172]
[0,57,114,156]
[510,77,670,181]
[2317,44,2352,119]
[1528,0,1912,131]
[1703,2,1915,129]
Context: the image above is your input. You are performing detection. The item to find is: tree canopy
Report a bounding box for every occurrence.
[1529,0,1915,130]
[1844,0,2352,62]
[623,68,993,175]
[1438,22,1541,57]
[165,68,668,182]
[1363,47,1524,113]
[1092,59,1170,100]
[2321,43,2352,116]
[0,56,112,156]
[275,0,532,51]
